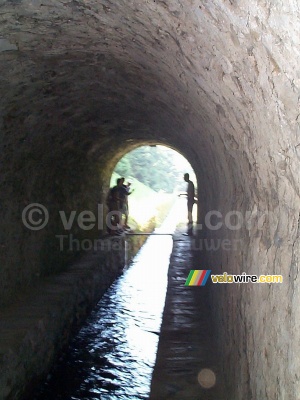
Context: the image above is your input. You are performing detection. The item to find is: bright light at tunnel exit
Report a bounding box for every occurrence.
[109,145,197,228]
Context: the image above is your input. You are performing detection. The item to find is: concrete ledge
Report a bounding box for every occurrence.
[0,237,125,400]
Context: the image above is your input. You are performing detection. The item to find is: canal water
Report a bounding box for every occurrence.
[32,200,185,400]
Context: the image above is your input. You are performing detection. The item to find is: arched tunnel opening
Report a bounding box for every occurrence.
[0,1,300,399]
[109,144,197,233]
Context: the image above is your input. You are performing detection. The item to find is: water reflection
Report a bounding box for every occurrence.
[32,205,179,399]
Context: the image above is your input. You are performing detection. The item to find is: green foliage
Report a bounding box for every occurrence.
[115,157,131,177]
[114,145,196,193]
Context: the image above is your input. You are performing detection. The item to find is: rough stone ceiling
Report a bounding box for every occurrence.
[0,0,299,201]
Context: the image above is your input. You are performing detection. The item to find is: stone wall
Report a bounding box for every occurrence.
[0,238,125,399]
[0,0,299,398]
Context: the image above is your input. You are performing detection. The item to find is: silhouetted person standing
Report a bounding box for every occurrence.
[184,173,195,235]
[118,177,134,230]
[106,179,122,234]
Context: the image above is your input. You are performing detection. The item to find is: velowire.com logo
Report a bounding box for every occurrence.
[185,270,211,286]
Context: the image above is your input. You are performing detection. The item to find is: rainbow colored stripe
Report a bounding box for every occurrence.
[185,270,211,286]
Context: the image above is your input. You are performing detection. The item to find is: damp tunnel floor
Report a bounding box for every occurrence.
[23,202,225,400]
[149,230,225,400]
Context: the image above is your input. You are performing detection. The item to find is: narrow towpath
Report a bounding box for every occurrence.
[149,230,225,400]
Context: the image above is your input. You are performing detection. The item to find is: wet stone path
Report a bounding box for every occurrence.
[29,198,224,400]
[149,232,225,400]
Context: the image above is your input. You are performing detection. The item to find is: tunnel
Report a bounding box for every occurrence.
[0,0,300,399]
